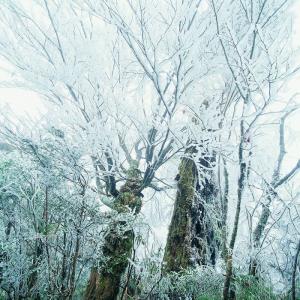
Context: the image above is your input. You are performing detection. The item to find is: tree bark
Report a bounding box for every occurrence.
[163,150,197,272]
[249,190,273,277]
[85,222,135,300]
[163,145,218,272]
[85,165,142,300]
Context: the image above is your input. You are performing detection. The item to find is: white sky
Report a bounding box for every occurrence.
[0,57,45,118]
[0,1,299,117]
[0,1,300,261]
[0,1,300,171]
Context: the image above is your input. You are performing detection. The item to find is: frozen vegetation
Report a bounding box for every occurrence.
[0,0,299,299]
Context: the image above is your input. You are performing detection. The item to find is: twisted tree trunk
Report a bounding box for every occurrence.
[84,220,135,300]
[85,165,142,300]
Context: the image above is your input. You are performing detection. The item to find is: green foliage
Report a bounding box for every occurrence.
[127,250,223,300]
[126,250,285,300]
[234,275,277,300]
[160,268,222,299]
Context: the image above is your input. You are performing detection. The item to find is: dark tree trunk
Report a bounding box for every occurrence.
[85,179,142,300]
[85,222,135,300]
[249,188,275,277]
[163,151,198,272]
[163,145,218,273]
[192,151,219,266]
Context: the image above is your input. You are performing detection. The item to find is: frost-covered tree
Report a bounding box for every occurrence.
[0,1,190,298]
[0,129,112,299]
[0,0,299,299]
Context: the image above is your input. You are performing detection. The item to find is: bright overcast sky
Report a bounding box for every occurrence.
[0,1,300,118]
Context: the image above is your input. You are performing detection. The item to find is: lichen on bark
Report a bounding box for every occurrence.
[163,145,219,273]
[85,221,135,300]
[85,161,143,300]
[163,151,198,272]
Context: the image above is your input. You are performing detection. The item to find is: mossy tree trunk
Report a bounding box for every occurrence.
[85,164,142,300]
[163,146,218,273]
[163,152,197,272]
[84,219,135,300]
[192,152,219,266]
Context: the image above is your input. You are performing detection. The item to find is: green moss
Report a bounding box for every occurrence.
[114,191,142,214]
[114,160,142,214]
[234,275,277,300]
[85,226,135,300]
[86,161,143,299]
[163,154,197,272]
